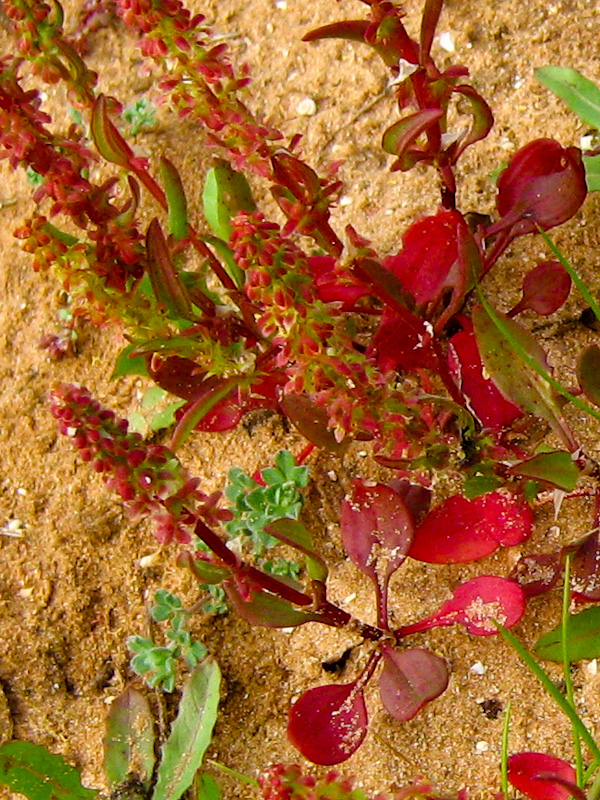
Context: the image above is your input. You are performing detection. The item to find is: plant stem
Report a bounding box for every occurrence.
[562,555,584,786]
[539,228,600,324]
[500,700,511,798]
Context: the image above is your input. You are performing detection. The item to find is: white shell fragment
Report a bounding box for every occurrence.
[296,97,317,116]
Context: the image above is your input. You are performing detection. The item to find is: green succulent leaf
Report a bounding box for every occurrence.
[152,659,221,800]
[161,157,189,242]
[0,742,98,800]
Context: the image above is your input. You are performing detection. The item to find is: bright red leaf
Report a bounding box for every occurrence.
[378,644,449,721]
[396,576,526,637]
[508,753,578,800]
[287,683,368,765]
[408,491,534,564]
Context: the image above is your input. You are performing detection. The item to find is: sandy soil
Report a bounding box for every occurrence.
[1,0,600,797]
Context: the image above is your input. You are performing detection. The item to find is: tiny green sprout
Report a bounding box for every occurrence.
[122,96,158,135]
[128,590,207,692]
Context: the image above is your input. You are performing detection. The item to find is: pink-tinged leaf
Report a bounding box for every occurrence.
[146,218,195,321]
[302,20,370,45]
[378,644,448,722]
[450,85,494,160]
[341,481,414,583]
[382,109,444,159]
[508,261,571,317]
[577,344,600,408]
[510,552,562,599]
[91,94,134,168]
[282,394,350,455]
[388,480,432,527]
[487,139,587,241]
[148,356,208,401]
[368,308,438,373]
[397,576,526,637]
[224,582,322,629]
[448,320,523,430]
[288,683,368,765]
[509,450,579,492]
[170,377,242,449]
[408,491,534,564]
[472,304,576,449]
[508,753,578,800]
[419,0,444,61]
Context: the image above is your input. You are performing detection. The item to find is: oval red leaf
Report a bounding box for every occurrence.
[287,683,368,765]
[378,645,449,721]
[509,752,577,800]
[408,491,534,564]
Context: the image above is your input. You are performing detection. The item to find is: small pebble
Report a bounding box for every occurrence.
[438,32,455,52]
[327,470,338,482]
[274,0,287,7]
[296,97,317,116]
[587,659,598,676]
[475,740,489,753]
[470,661,487,675]
[339,195,353,207]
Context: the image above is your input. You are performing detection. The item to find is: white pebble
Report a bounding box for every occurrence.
[296,97,317,116]
[587,659,598,676]
[470,661,487,675]
[438,32,455,52]
[339,195,353,207]
[475,740,489,753]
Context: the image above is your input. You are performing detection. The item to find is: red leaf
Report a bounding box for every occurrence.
[224,582,322,628]
[408,491,534,564]
[571,529,600,602]
[510,552,562,599]
[341,481,414,583]
[487,139,586,241]
[288,683,368,765]
[281,394,350,455]
[577,344,600,408]
[448,320,523,430]
[508,261,571,317]
[378,644,448,721]
[508,753,578,800]
[396,576,526,637]
[368,308,438,373]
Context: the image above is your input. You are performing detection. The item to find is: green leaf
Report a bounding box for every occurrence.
[509,450,579,491]
[463,474,503,500]
[104,689,155,790]
[196,773,221,800]
[224,583,322,628]
[584,154,600,192]
[149,401,187,432]
[0,742,98,800]
[578,345,600,407]
[382,108,444,161]
[265,519,328,582]
[472,303,576,449]
[146,219,195,322]
[161,157,188,242]
[111,344,150,378]
[534,606,600,662]
[198,234,244,289]
[91,94,133,168]
[536,66,600,130]
[152,659,221,800]
[202,160,256,242]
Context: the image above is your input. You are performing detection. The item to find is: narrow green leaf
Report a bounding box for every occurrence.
[535,606,600,662]
[152,659,221,800]
[202,160,256,242]
[509,450,579,492]
[224,583,322,628]
[169,377,240,451]
[199,234,244,289]
[104,688,155,790]
[472,304,575,448]
[0,742,98,800]
[161,157,188,242]
[536,66,600,130]
[91,94,133,168]
[578,345,600,407]
[382,108,444,159]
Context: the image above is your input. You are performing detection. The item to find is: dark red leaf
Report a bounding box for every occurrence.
[448,319,523,430]
[378,644,448,721]
[396,576,526,637]
[408,491,534,564]
[487,139,587,241]
[508,261,571,317]
[224,582,322,629]
[341,481,414,583]
[281,394,350,455]
[288,683,368,765]
[387,479,432,526]
[510,552,562,599]
[571,529,600,602]
[367,308,438,373]
[508,753,578,800]
[577,344,600,408]
[148,355,208,401]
